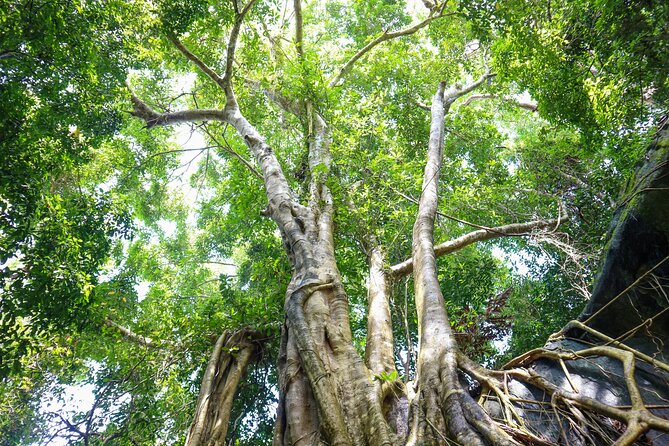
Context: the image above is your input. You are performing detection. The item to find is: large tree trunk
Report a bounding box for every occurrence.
[129,3,669,439]
[183,115,669,446]
[406,82,515,446]
[271,110,395,446]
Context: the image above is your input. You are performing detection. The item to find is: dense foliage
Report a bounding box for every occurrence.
[1,0,666,444]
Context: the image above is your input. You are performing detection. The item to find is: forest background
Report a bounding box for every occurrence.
[1,0,669,444]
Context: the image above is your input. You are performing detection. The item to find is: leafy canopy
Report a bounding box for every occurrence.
[1,0,665,444]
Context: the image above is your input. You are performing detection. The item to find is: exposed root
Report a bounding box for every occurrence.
[457,323,669,446]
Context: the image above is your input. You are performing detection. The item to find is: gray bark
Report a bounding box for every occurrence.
[185,329,263,446]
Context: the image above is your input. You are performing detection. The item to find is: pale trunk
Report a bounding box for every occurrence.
[129,13,669,441]
[185,329,262,446]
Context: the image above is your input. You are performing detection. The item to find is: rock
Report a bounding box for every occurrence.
[489,129,669,445]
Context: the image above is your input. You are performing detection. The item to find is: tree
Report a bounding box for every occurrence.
[0,0,137,375]
[1,0,668,445]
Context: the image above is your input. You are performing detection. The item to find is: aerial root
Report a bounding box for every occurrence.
[456,389,518,446]
[417,376,518,446]
[456,331,669,446]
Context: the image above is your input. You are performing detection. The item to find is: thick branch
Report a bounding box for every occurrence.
[129,47,309,270]
[128,88,229,128]
[245,78,306,117]
[294,0,304,60]
[409,81,516,446]
[390,217,561,277]
[167,35,227,91]
[224,105,313,268]
[186,329,263,446]
[461,94,538,112]
[443,70,495,106]
[411,81,468,443]
[222,0,258,102]
[129,82,311,269]
[104,318,154,347]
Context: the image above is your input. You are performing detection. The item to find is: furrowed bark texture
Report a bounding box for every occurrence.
[130,62,514,445]
[185,329,263,446]
[268,7,398,441]
[271,111,395,446]
[132,20,397,444]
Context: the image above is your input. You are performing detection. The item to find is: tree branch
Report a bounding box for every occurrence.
[104,318,155,347]
[244,78,306,117]
[443,69,495,105]
[167,35,227,91]
[557,169,616,207]
[388,183,529,233]
[409,80,516,445]
[127,86,229,128]
[461,94,538,112]
[328,8,451,88]
[294,0,304,60]
[201,124,263,180]
[130,0,311,272]
[222,0,258,105]
[167,0,257,104]
[0,49,27,60]
[365,247,396,374]
[390,217,562,277]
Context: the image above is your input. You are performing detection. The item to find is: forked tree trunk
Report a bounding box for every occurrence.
[185,328,264,446]
[183,126,669,446]
[183,104,669,446]
[128,3,669,440]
